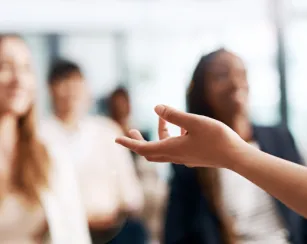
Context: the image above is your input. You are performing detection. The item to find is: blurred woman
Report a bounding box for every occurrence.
[109,87,150,140]
[0,35,91,243]
[109,87,132,137]
[164,49,306,244]
[108,87,168,244]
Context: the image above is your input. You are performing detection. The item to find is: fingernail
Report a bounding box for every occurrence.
[155,105,165,115]
[129,129,138,134]
[115,137,123,143]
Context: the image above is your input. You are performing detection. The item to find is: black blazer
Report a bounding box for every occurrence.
[164,126,307,244]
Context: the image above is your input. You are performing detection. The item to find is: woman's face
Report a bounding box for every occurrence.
[111,93,130,121]
[204,51,249,120]
[0,37,35,117]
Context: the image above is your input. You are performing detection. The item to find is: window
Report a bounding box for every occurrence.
[23,35,50,117]
[285,18,307,159]
[59,35,118,99]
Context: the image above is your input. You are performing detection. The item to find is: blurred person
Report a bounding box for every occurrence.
[108,88,168,244]
[40,60,144,244]
[109,87,150,140]
[115,104,307,222]
[116,105,307,226]
[162,49,306,244]
[0,35,91,243]
[135,156,168,244]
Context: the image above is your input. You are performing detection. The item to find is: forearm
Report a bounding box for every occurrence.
[229,143,307,217]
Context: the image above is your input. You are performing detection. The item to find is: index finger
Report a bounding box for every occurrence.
[115,137,163,156]
[115,135,181,156]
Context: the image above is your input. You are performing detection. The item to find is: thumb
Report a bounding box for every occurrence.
[154,105,195,131]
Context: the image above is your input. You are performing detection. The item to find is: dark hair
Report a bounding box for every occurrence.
[108,86,130,119]
[48,59,83,85]
[188,48,236,244]
[187,48,226,117]
[110,87,129,101]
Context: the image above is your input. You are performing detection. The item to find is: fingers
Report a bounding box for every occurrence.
[115,137,164,156]
[115,135,184,157]
[129,129,145,141]
[146,155,169,162]
[115,137,143,153]
[181,127,187,136]
[154,105,195,131]
[158,117,170,140]
[116,134,170,162]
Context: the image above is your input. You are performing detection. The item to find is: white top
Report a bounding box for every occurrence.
[40,145,92,244]
[40,116,144,223]
[0,142,92,244]
[0,194,45,244]
[219,142,289,244]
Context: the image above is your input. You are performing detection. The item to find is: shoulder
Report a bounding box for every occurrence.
[87,116,124,136]
[39,117,58,132]
[43,141,73,178]
[254,125,302,163]
[37,118,73,175]
[254,125,294,142]
[37,117,62,144]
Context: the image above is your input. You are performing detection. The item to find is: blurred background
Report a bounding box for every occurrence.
[1,1,307,243]
[0,0,307,175]
[2,0,306,177]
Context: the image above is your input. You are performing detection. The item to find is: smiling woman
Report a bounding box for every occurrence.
[157,49,306,244]
[0,34,91,244]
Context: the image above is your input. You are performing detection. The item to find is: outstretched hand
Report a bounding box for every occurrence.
[115,105,247,168]
[116,105,307,220]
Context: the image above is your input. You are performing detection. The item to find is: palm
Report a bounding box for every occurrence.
[116,105,245,169]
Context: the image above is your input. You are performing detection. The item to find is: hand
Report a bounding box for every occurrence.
[115,105,247,168]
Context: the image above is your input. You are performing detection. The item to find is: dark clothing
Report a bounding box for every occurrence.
[107,219,148,244]
[90,227,122,244]
[90,219,147,244]
[107,131,149,244]
[164,126,307,244]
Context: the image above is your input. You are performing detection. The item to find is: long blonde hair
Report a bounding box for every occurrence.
[0,35,50,204]
[13,108,50,204]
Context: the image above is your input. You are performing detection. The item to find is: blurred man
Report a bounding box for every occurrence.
[40,59,144,244]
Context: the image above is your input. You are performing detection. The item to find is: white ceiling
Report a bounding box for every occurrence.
[0,0,272,33]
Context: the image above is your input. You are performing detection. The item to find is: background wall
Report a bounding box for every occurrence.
[1,0,306,177]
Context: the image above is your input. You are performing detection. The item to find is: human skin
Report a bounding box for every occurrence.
[116,105,307,218]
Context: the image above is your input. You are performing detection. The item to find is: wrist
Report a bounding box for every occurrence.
[225,141,256,172]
